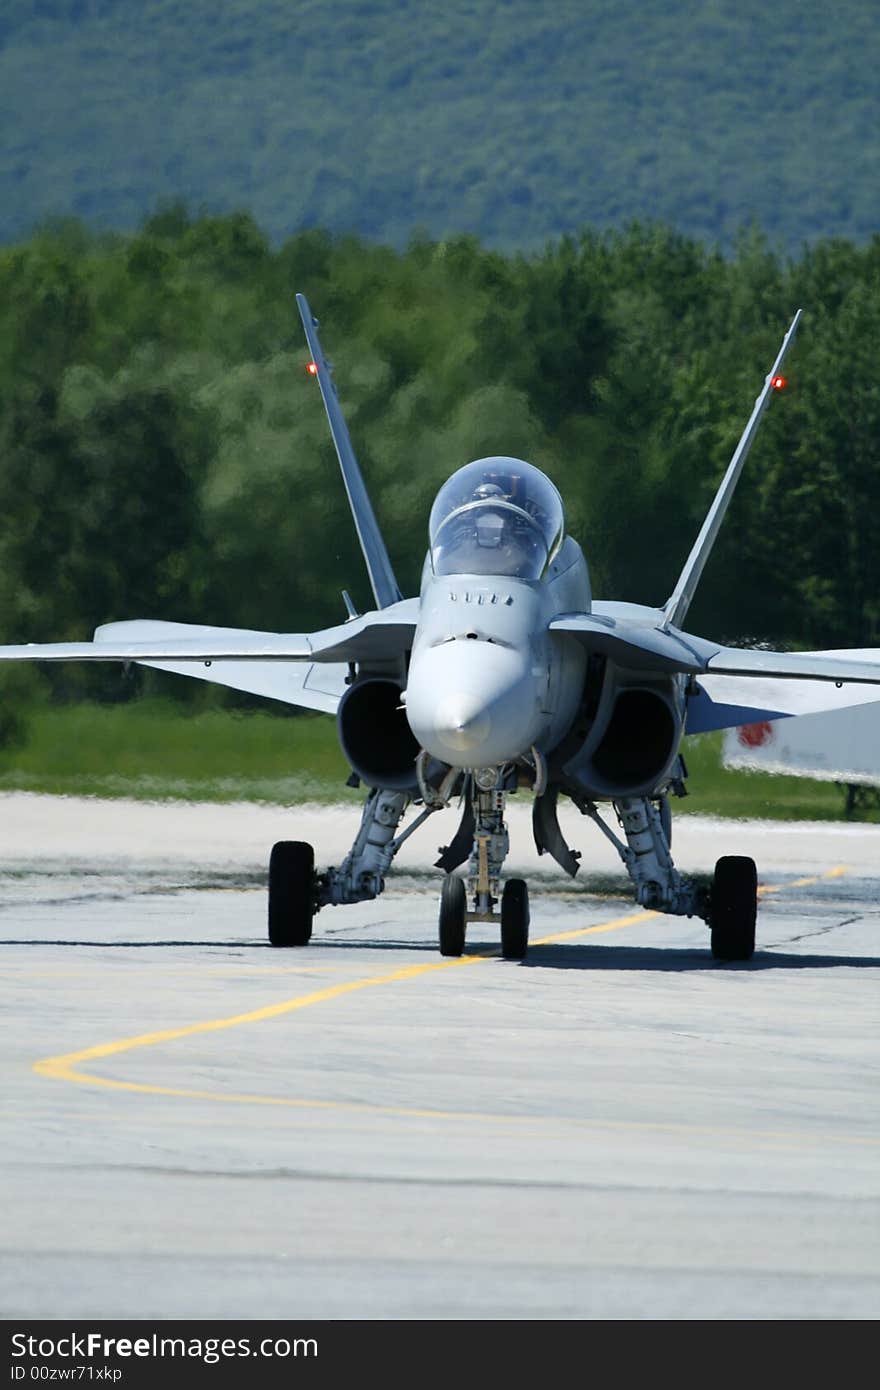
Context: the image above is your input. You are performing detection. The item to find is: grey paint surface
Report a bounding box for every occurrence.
[1,799,879,1320]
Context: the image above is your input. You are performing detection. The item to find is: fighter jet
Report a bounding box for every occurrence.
[2,299,880,962]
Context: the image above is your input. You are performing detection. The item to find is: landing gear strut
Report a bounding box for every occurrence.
[608,795,707,917]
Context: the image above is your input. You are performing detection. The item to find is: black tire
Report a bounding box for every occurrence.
[439,875,467,957]
[501,878,529,960]
[710,855,757,961]
[268,841,315,947]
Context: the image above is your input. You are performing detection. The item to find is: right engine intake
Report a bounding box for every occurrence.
[560,665,683,800]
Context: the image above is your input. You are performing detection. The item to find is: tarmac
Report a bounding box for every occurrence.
[1,794,879,1319]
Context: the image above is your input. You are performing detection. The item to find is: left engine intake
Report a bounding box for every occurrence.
[337,677,420,791]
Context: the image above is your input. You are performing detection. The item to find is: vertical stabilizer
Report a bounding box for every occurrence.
[663,310,802,630]
[296,294,402,611]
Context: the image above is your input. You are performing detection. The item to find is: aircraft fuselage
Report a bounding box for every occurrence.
[405,536,590,770]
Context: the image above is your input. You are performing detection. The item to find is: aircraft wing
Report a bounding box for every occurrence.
[555,608,880,732]
[97,621,349,713]
[686,648,880,734]
[701,646,880,684]
[0,601,420,712]
[0,600,419,665]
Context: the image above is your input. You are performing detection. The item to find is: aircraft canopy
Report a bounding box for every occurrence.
[429,457,564,580]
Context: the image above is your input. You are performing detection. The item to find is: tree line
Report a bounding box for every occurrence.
[0,209,878,718]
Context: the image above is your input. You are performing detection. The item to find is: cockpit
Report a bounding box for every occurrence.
[429,457,565,580]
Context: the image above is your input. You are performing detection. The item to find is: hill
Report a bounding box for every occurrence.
[0,0,877,250]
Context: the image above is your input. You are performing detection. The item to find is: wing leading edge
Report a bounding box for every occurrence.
[553,611,880,684]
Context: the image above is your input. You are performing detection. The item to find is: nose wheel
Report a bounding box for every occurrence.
[500,878,529,959]
[439,875,467,956]
[437,875,530,959]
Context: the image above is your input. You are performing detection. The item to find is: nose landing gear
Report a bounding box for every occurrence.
[436,773,529,961]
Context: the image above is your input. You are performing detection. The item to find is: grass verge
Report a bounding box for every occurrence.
[0,701,875,821]
[0,700,360,804]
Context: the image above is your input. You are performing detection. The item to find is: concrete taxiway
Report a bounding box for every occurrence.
[1,794,879,1320]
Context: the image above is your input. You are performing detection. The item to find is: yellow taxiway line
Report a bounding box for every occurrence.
[30,864,851,1124]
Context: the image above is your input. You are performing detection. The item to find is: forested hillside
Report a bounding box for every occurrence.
[1,212,878,722]
[1,0,877,250]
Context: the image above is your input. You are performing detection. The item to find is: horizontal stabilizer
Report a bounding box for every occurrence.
[687,648,880,734]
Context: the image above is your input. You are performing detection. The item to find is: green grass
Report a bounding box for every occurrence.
[0,701,874,820]
[0,699,361,804]
[678,734,877,823]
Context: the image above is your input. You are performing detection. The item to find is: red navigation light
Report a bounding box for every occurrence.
[771,375,787,390]
[307,361,318,375]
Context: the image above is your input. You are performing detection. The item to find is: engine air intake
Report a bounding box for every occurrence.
[337,677,420,790]
[590,689,677,790]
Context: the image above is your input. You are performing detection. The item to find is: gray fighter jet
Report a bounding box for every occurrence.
[3,299,880,961]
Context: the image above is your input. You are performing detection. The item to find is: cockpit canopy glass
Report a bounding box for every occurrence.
[429,457,565,580]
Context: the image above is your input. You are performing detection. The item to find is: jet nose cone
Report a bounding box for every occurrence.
[435,695,491,753]
[405,639,544,768]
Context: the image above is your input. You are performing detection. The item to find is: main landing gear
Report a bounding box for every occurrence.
[268,841,315,946]
[580,795,757,961]
[268,781,757,964]
[709,855,757,961]
[268,787,419,946]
